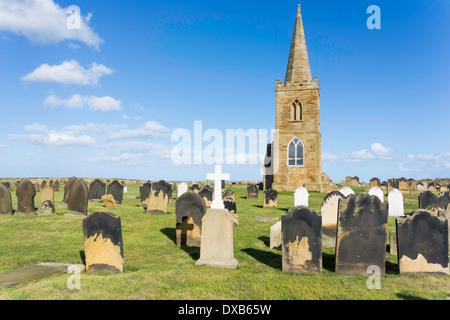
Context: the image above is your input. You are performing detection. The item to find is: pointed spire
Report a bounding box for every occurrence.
[285,4,312,83]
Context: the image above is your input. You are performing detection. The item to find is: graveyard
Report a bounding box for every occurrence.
[0,179,448,300]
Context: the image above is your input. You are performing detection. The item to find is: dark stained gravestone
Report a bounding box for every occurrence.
[198,186,213,207]
[175,191,206,247]
[437,191,450,215]
[418,191,438,216]
[335,193,389,274]
[222,189,238,226]
[67,179,88,216]
[88,179,106,202]
[396,210,448,275]
[281,206,322,274]
[107,180,124,204]
[146,180,172,215]
[53,180,60,192]
[16,179,36,215]
[139,181,152,207]
[263,189,278,208]
[189,183,201,193]
[3,182,10,190]
[0,183,13,215]
[247,184,259,200]
[83,211,124,274]
[61,176,77,207]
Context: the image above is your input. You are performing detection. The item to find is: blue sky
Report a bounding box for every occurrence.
[0,0,448,183]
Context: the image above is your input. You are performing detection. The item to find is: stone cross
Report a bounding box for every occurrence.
[206,165,230,209]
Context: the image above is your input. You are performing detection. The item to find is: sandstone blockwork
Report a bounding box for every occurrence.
[396,210,449,275]
[83,211,124,274]
[175,191,206,247]
[335,193,388,274]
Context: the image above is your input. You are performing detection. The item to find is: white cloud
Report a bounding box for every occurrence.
[370,142,394,158]
[351,149,375,161]
[45,94,122,112]
[22,60,113,86]
[110,121,170,139]
[323,142,394,163]
[0,0,103,49]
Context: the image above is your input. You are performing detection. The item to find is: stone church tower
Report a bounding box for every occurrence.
[268,5,323,192]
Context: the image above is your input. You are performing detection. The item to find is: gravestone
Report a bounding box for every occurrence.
[61,177,77,207]
[335,193,389,274]
[198,186,213,207]
[281,206,322,274]
[40,180,54,204]
[263,189,278,208]
[88,179,106,202]
[189,183,201,193]
[368,186,384,203]
[53,180,60,192]
[101,194,117,208]
[418,191,438,216]
[320,191,345,248]
[437,191,450,215]
[177,182,188,198]
[396,210,448,275]
[83,211,124,274]
[294,186,309,207]
[407,179,417,191]
[370,177,380,188]
[339,186,355,198]
[39,200,55,215]
[270,221,281,249]
[388,188,404,217]
[0,183,13,215]
[139,181,152,207]
[389,231,397,256]
[107,180,124,204]
[222,190,237,226]
[247,184,259,199]
[439,204,450,248]
[34,183,40,193]
[175,191,206,246]
[67,179,88,216]
[146,180,172,215]
[16,179,36,215]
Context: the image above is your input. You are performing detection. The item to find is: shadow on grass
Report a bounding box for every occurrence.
[180,246,200,261]
[396,293,427,300]
[79,250,86,265]
[160,228,177,245]
[258,236,270,248]
[322,251,335,272]
[241,248,281,270]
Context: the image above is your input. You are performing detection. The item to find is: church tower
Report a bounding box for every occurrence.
[271,5,322,192]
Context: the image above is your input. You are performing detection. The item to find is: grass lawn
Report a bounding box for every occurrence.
[0,184,448,300]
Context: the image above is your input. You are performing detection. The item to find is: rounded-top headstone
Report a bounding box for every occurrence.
[67,179,88,216]
[0,183,13,215]
[16,179,36,215]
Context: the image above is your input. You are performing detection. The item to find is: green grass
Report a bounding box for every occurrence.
[0,184,448,300]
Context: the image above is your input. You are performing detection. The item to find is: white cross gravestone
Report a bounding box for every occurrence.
[388,188,404,217]
[368,186,384,203]
[294,186,309,207]
[177,182,188,198]
[206,165,230,209]
[339,186,355,198]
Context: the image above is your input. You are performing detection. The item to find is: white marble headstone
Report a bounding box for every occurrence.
[339,186,355,197]
[294,186,309,207]
[388,188,404,217]
[368,186,384,203]
[177,182,188,198]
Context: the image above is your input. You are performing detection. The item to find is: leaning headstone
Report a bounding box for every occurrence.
[281,206,322,274]
[177,182,188,198]
[320,191,345,248]
[294,186,309,207]
[396,210,449,275]
[437,191,450,215]
[139,181,152,207]
[418,191,438,216]
[388,188,404,217]
[335,193,389,274]
[270,221,281,249]
[40,180,54,204]
[39,200,55,215]
[67,179,88,216]
[107,180,124,204]
[61,177,77,207]
[175,191,206,247]
[146,180,172,215]
[101,194,117,208]
[0,184,13,215]
[16,179,36,215]
[247,184,259,199]
[88,179,106,202]
[82,211,124,274]
[368,186,384,203]
[339,186,355,198]
[198,186,213,207]
[263,189,278,208]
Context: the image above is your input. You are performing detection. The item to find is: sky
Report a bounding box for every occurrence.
[0,0,449,183]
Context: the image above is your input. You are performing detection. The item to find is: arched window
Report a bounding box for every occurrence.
[288,137,304,166]
[290,100,302,121]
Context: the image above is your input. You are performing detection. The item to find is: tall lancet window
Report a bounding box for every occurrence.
[288,137,304,166]
[290,100,302,121]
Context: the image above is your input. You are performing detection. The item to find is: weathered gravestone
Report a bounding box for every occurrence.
[139,181,152,207]
[437,191,450,215]
[368,186,384,203]
[263,189,278,208]
[88,179,106,202]
[40,180,54,204]
[396,210,449,275]
[0,183,13,215]
[270,221,281,249]
[53,180,60,192]
[339,186,355,198]
[177,182,188,198]
[388,188,404,217]
[247,184,259,199]
[16,179,36,215]
[439,204,450,248]
[146,180,172,215]
[389,231,397,256]
[67,179,88,216]
[222,189,238,226]
[107,180,124,204]
[198,186,213,207]
[61,177,77,207]
[189,183,201,193]
[39,200,55,215]
[418,191,438,216]
[175,191,206,247]
[370,177,380,188]
[294,186,309,207]
[83,211,124,274]
[282,206,322,274]
[320,191,345,248]
[101,194,117,208]
[407,179,417,191]
[335,193,389,274]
